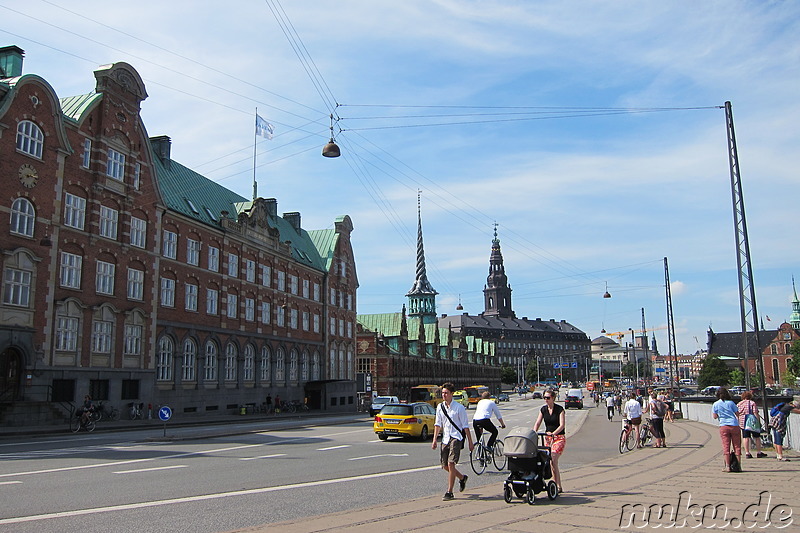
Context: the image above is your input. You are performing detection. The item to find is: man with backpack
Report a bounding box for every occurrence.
[770,400,800,461]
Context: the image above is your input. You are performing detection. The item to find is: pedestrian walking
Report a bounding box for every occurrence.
[712,387,741,472]
[533,389,566,493]
[432,382,474,501]
[605,393,615,421]
[736,391,766,459]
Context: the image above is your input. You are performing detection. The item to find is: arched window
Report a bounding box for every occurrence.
[204,341,218,381]
[157,336,174,381]
[338,346,346,379]
[289,348,298,381]
[182,339,197,381]
[275,347,285,382]
[260,346,271,384]
[772,359,780,384]
[225,343,237,382]
[329,344,337,379]
[16,120,44,158]
[301,350,309,382]
[243,344,255,381]
[10,198,35,237]
[312,351,320,381]
[347,345,354,379]
[771,344,778,355]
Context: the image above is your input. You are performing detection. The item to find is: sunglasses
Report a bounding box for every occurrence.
[543,396,553,399]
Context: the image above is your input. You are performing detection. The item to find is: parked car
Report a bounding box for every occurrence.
[370,395,400,417]
[781,388,799,396]
[497,393,510,402]
[452,390,470,408]
[532,391,543,399]
[564,388,584,409]
[373,402,436,441]
[700,386,720,396]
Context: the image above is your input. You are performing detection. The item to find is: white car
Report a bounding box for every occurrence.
[370,396,400,416]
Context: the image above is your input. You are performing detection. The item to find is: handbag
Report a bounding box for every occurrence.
[744,402,761,433]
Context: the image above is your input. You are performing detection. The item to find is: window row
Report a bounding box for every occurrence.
[16,121,141,187]
[155,339,325,384]
[55,303,146,356]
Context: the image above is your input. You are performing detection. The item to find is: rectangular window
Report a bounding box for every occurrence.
[187,239,200,266]
[276,305,285,327]
[227,253,238,277]
[127,268,144,300]
[160,277,175,307]
[338,319,344,337]
[82,139,92,168]
[206,289,218,315]
[3,268,31,307]
[162,230,177,259]
[106,148,126,180]
[99,206,119,239]
[56,316,79,351]
[261,302,270,324]
[347,321,352,337]
[63,193,86,230]
[226,294,237,318]
[261,265,271,286]
[289,275,298,295]
[133,162,141,190]
[277,270,285,291]
[185,283,198,311]
[245,298,255,321]
[208,246,220,272]
[245,260,256,283]
[60,252,82,289]
[313,283,320,301]
[302,279,310,299]
[330,288,336,306]
[330,317,336,335]
[124,325,143,355]
[289,308,298,329]
[92,320,113,353]
[130,217,146,248]
[96,260,115,295]
[302,311,309,331]
[313,314,320,333]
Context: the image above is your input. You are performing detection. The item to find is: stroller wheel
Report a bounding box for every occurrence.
[547,480,558,500]
[504,483,513,504]
[526,487,536,505]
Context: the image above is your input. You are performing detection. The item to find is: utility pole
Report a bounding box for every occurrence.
[664,257,680,412]
[724,101,768,424]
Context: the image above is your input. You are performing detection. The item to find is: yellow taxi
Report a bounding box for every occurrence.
[452,390,470,408]
[374,402,437,441]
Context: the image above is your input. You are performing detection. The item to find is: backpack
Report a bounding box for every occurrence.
[770,403,785,417]
[729,453,742,472]
[652,400,667,417]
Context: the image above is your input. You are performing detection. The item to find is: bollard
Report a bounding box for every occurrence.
[240,405,246,415]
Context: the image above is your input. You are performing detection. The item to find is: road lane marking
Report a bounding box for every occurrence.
[317,445,350,451]
[240,454,287,461]
[113,465,188,474]
[0,464,441,525]
[0,481,22,485]
[349,454,409,461]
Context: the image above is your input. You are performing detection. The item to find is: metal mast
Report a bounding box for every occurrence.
[724,101,768,422]
[664,257,680,410]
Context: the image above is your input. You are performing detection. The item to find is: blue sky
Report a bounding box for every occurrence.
[4,1,799,354]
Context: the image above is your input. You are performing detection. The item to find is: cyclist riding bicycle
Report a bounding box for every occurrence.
[76,395,95,426]
[472,391,506,450]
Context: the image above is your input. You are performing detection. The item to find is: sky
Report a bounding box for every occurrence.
[3,0,799,355]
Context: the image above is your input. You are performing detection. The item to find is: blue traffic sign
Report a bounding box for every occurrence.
[158,406,172,421]
[570,362,578,368]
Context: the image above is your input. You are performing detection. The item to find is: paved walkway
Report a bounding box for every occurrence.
[228,420,800,532]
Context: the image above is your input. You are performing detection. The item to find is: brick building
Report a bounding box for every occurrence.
[0,46,357,424]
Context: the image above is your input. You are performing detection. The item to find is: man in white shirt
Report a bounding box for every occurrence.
[472,391,505,450]
[605,393,616,421]
[432,382,474,501]
[623,392,644,447]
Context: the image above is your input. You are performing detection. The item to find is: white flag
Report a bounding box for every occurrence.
[255,114,274,140]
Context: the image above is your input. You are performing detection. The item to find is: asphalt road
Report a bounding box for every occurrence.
[0,395,624,533]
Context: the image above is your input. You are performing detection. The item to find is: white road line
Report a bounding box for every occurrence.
[0,465,441,525]
[348,454,409,461]
[0,444,262,479]
[0,481,22,485]
[317,445,350,451]
[240,454,287,461]
[113,465,188,474]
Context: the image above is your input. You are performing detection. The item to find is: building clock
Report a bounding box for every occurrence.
[784,332,791,340]
[18,163,39,188]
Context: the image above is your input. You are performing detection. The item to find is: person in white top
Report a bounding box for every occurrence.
[472,391,506,449]
[605,393,616,421]
[432,382,474,501]
[623,392,644,447]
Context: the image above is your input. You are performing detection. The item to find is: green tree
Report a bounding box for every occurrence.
[500,364,516,385]
[525,357,540,384]
[697,354,730,389]
[786,340,800,378]
[729,369,745,386]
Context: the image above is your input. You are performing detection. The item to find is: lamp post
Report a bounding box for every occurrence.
[629,328,639,386]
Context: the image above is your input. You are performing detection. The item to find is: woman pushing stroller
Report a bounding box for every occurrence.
[533,389,566,493]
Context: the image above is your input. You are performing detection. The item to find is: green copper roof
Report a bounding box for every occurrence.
[357,313,404,337]
[308,228,337,271]
[59,92,102,123]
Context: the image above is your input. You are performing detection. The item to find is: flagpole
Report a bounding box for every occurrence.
[253,108,258,201]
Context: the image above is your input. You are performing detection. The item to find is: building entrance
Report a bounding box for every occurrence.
[0,348,21,400]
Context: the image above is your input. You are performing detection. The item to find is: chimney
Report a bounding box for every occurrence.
[264,198,278,217]
[0,46,24,78]
[150,136,171,167]
[283,211,301,232]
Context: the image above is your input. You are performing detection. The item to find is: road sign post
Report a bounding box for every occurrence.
[158,405,172,437]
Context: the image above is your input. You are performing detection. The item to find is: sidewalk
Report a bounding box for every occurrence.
[229,420,800,533]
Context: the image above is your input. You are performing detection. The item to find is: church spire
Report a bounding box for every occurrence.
[790,276,800,330]
[483,223,514,318]
[406,191,438,324]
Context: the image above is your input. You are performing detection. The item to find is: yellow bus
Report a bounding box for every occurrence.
[409,384,443,409]
[463,385,489,408]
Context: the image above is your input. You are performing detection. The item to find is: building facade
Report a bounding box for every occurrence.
[0,46,357,424]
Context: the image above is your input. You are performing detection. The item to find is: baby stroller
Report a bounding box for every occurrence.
[503,428,559,504]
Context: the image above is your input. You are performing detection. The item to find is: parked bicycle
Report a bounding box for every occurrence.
[619,419,637,453]
[639,418,653,448]
[470,432,506,475]
[93,401,120,422]
[129,402,144,420]
[282,400,309,414]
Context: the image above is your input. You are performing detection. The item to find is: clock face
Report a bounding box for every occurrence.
[784,333,791,340]
[18,164,38,188]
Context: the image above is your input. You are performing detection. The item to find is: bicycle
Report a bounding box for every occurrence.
[70,410,96,433]
[128,402,143,420]
[639,418,653,448]
[93,401,120,422]
[470,432,506,475]
[619,419,637,453]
